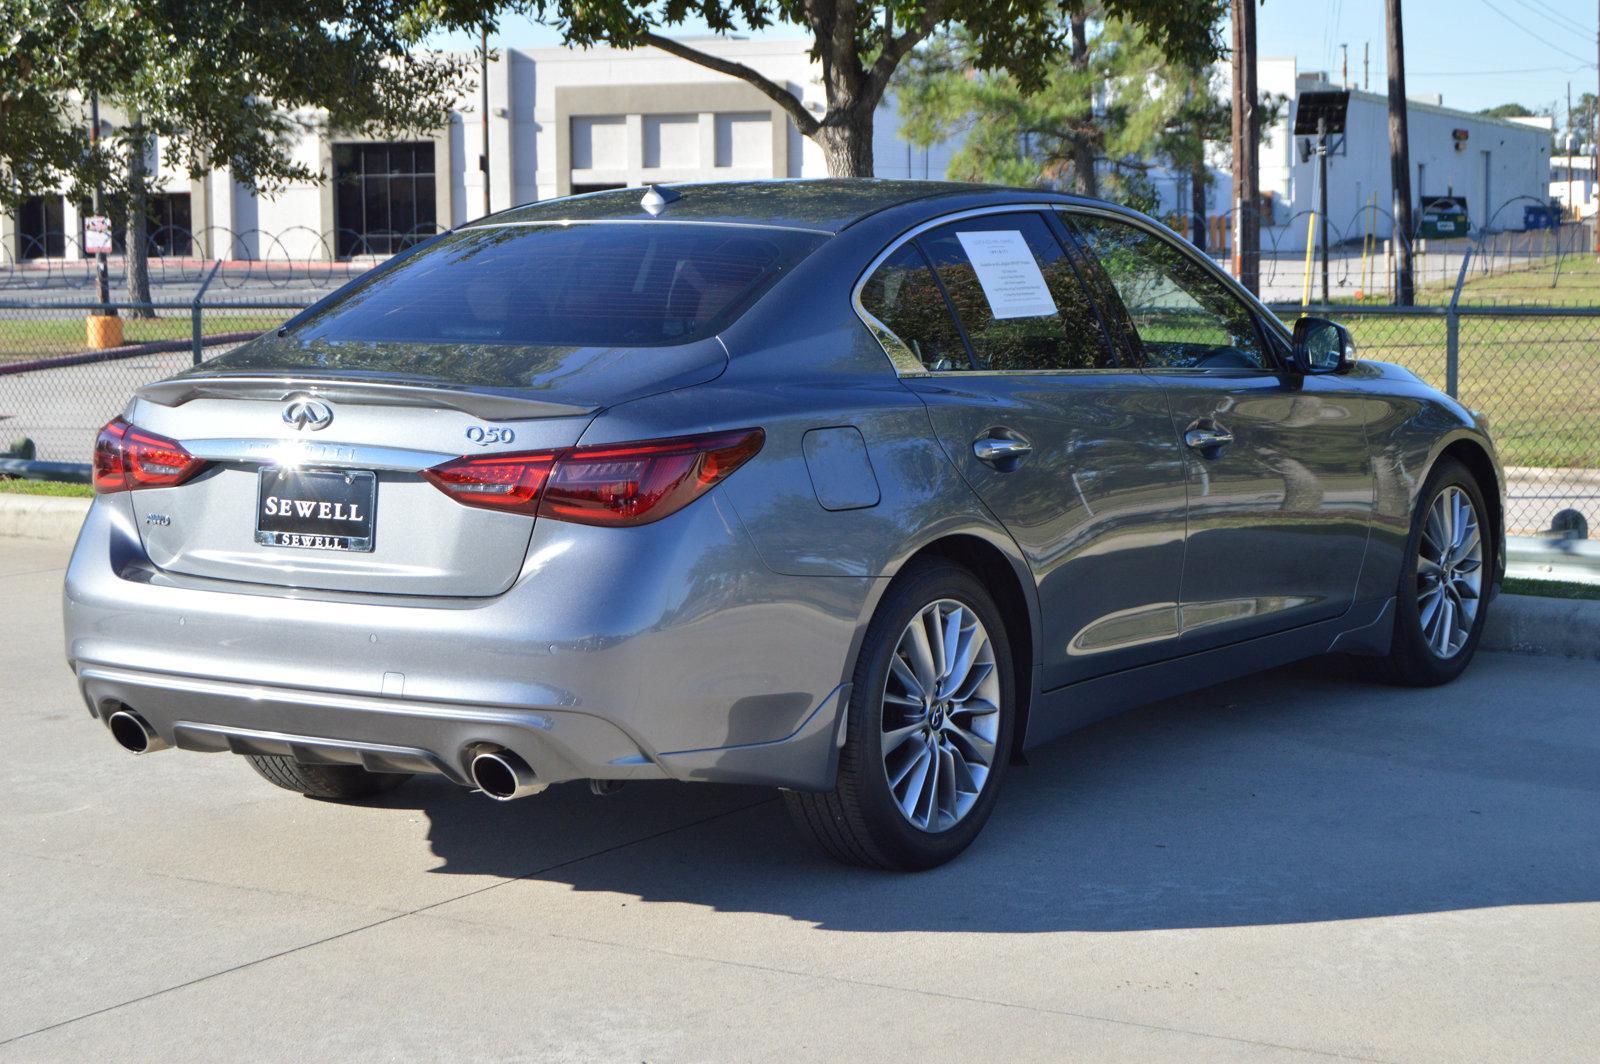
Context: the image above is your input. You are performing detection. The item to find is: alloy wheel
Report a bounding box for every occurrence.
[1416,485,1483,659]
[880,599,1002,832]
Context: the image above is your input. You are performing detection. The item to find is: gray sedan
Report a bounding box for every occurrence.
[64,181,1502,870]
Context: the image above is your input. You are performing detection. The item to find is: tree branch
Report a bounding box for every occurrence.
[865,0,949,103]
[641,32,819,136]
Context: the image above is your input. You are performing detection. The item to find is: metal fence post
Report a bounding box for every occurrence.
[1444,242,1474,399]
[190,260,222,366]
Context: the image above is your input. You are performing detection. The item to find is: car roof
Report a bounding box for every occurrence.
[464,179,1068,235]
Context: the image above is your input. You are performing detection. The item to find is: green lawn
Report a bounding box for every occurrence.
[1504,576,1600,600]
[0,477,93,496]
[0,312,291,364]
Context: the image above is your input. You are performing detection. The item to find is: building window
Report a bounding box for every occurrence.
[18,196,65,259]
[333,142,437,258]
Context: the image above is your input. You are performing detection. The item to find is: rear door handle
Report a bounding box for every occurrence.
[973,435,1032,467]
[1183,424,1234,456]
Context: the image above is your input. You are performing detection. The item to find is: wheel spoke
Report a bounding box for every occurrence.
[882,722,925,757]
[946,722,996,767]
[905,614,939,694]
[889,653,924,701]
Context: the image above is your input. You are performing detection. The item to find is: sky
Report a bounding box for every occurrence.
[428,0,1599,124]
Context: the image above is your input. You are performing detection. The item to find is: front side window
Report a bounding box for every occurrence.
[857,243,971,371]
[1070,214,1270,371]
[916,213,1115,372]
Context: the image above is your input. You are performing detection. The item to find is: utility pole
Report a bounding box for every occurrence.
[1594,0,1599,250]
[1341,44,1349,89]
[1231,0,1260,296]
[480,22,491,218]
[1364,42,1370,92]
[1319,116,1332,302]
[89,89,109,315]
[1385,0,1416,305]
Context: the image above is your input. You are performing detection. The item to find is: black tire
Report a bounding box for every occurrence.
[784,560,1016,871]
[1375,457,1492,686]
[244,754,411,800]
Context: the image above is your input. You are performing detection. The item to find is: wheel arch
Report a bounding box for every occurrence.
[1431,434,1506,589]
[895,533,1038,761]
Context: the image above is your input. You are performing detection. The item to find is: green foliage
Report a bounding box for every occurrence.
[0,1,473,208]
[1478,102,1535,119]
[897,8,1275,206]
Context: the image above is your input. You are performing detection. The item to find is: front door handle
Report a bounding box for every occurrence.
[1183,423,1234,456]
[973,434,1032,468]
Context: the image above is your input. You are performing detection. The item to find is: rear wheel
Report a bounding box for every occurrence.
[1376,458,1491,686]
[784,561,1015,871]
[244,754,411,800]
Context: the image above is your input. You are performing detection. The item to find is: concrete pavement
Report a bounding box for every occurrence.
[2,535,1597,1062]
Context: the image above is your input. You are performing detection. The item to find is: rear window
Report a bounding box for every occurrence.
[283,222,824,348]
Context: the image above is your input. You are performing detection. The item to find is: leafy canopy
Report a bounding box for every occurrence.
[0,0,472,207]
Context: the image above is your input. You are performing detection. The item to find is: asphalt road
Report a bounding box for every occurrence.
[2,536,1597,1062]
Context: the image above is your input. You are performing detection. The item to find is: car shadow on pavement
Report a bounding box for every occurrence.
[381,655,1599,932]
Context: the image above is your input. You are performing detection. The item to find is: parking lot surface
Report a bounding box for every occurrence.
[2,535,1596,1062]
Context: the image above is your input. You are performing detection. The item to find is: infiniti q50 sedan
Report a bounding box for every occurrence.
[65,180,1502,870]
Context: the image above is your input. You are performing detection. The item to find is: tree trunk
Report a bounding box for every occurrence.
[1068,14,1098,198]
[814,106,876,177]
[124,114,154,316]
[1191,161,1209,250]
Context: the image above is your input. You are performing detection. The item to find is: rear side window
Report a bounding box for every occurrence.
[858,243,971,371]
[286,223,824,348]
[917,213,1114,372]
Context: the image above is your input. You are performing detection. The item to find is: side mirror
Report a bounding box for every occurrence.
[1289,317,1354,375]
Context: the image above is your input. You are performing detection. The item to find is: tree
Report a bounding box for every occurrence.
[894,6,1268,232]
[1478,102,1535,119]
[1,1,472,309]
[1566,93,1597,147]
[434,0,1227,177]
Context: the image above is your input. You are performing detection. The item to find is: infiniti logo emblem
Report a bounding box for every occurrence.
[282,398,334,432]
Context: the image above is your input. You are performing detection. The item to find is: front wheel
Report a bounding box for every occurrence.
[1376,457,1492,686]
[784,561,1015,871]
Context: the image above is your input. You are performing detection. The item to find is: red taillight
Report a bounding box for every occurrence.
[421,452,556,516]
[92,417,208,493]
[422,428,764,527]
[92,418,130,492]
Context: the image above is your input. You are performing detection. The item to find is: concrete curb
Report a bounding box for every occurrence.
[1,494,1596,660]
[1481,593,1600,661]
[0,494,90,544]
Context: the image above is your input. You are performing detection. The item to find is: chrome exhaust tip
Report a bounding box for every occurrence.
[107,710,170,754]
[469,749,543,801]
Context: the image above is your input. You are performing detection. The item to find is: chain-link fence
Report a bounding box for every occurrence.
[1277,303,1599,540]
[0,295,309,468]
[1,291,1594,541]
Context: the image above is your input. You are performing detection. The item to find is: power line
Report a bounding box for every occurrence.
[1476,0,1597,65]
[1497,0,1587,36]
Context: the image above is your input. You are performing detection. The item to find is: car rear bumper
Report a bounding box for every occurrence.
[65,494,873,790]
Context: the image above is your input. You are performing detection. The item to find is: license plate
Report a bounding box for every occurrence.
[256,468,376,552]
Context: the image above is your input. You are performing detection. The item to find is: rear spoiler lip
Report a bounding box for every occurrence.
[136,374,596,422]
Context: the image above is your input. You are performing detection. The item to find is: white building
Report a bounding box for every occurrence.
[1156,57,1555,250]
[1551,153,1597,219]
[0,38,957,265]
